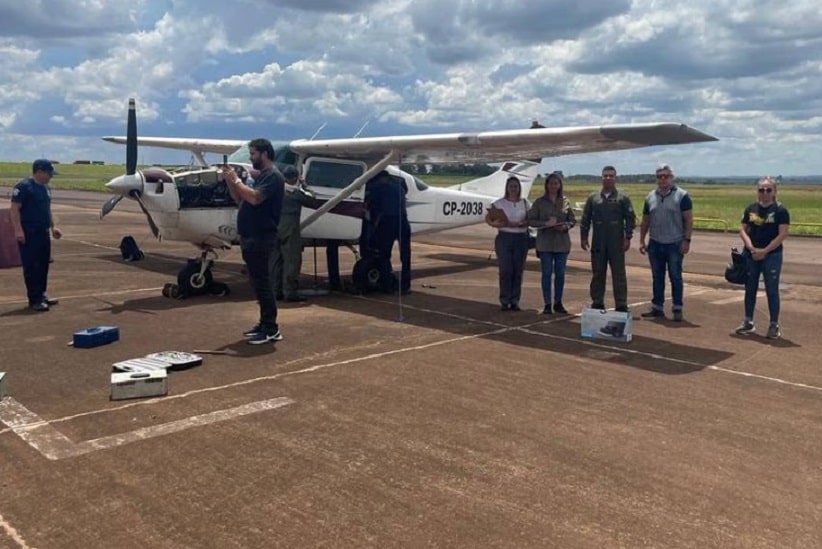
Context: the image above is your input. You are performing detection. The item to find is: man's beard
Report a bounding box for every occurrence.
[251,158,262,170]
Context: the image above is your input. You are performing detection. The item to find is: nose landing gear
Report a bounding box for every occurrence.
[163,248,230,299]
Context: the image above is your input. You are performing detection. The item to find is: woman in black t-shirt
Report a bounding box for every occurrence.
[734,177,790,339]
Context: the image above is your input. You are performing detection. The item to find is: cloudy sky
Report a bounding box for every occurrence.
[1,0,820,176]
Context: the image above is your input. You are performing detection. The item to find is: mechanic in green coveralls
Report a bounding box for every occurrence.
[579,165,636,312]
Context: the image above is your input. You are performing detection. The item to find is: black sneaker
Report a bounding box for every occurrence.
[641,309,665,319]
[500,304,511,311]
[542,304,553,315]
[614,305,629,313]
[590,302,605,310]
[243,324,262,338]
[247,330,283,345]
[766,324,781,339]
[673,310,684,322]
[510,304,522,311]
[284,294,307,302]
[734,320,755,335]
[30,302,49,312]
[44,296,59,306]
[553,303,568,314]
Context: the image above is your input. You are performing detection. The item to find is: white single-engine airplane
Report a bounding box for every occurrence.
[101,99,716,295]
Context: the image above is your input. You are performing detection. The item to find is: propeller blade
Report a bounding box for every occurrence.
[100,195,123,219]
[126,98,137,176]
[132,191,160,239]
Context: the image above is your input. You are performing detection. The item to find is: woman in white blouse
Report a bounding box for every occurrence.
[485,176,531,311]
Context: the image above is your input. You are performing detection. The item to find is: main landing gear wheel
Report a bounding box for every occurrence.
[352,256,384,292]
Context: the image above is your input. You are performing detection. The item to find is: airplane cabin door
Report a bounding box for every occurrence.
[301,157,367,241]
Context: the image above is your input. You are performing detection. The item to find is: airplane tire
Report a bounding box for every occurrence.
[178,262,213,296]
[352,256,382,292]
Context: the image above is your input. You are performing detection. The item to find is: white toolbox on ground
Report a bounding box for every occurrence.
[110,370,168,401]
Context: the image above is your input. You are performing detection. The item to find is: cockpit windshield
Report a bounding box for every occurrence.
[226,145,249,164]
[226,141,295,166]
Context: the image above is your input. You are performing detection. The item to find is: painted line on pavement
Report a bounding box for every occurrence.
[0,512,32,549]
[0,287,164,306]
[364,295,822,395]
[0,397,293,461]
[709,291,764,305]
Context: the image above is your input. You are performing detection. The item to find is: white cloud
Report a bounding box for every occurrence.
[0,0,820,175]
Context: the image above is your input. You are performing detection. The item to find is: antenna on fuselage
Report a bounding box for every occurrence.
[309,122,327,141]
[353,119,371,138]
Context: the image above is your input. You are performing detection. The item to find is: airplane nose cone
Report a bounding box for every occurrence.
[106,173,143,195]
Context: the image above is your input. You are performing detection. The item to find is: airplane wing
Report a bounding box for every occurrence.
[102,136,245,155]
[289,123,717,164]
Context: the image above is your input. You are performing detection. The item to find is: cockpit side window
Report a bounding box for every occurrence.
[305,160,365,189]
[412,176,429,191]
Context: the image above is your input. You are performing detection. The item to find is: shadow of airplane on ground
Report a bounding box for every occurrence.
[89,246,740,372]
[312,291,733,376]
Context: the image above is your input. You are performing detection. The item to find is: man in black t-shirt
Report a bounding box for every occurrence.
[222,139,285,344]
[734,177,790,339]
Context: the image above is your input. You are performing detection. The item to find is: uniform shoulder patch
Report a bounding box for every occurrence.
[12,187,20,197]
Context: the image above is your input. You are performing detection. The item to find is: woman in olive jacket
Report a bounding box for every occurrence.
[527,173,576,314]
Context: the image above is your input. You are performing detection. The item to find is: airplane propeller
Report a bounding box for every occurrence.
[100,98,161,239]
[132,190,160,239]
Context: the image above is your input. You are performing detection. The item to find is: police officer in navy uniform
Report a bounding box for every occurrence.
[10,159,63,312]
[367,171,412,294]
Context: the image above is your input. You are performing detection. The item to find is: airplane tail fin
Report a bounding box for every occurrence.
[448,161,540,199]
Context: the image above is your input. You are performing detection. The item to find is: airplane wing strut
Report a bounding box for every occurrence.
[299,150,397,232]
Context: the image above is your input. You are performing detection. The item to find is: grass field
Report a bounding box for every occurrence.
[3,162,820,235]
[423,174,822,236]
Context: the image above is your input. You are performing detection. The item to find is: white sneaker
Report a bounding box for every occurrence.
[735,321,755,335]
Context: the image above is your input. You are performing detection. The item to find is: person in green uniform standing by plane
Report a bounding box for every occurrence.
[579,165,636,312]
[272,165,318,302]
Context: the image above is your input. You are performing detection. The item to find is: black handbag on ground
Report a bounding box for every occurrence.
[724,247,748,285]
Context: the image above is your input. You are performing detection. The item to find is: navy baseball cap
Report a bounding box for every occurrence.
[282,165,299,180]
[32,158,57,176]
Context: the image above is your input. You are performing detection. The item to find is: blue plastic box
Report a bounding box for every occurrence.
[73,326,120,348]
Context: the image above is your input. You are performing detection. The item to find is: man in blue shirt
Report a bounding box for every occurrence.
[10,159,63,312]
[638,164,693,321]
[222,139,285,344]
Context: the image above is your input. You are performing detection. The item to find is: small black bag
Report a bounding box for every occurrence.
[724,247,748,285]
[119,235,144,262]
